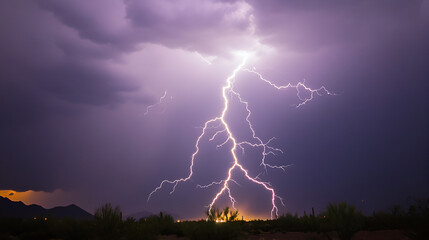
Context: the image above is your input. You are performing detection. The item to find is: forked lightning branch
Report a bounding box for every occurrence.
[148,53,333,219]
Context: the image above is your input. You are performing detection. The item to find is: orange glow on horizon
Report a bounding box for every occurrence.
[0,189,77,209]
[0,190,35,204]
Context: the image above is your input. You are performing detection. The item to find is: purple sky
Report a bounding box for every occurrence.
[1,0,428,219]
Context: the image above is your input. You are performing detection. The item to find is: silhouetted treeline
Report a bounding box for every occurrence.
[0,200,428,240]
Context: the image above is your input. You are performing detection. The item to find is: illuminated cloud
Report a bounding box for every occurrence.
[39,0,256,55]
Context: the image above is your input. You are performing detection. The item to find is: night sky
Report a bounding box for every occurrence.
[1,0,428,219]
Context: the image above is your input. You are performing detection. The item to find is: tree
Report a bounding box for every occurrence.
[223,207,230,222]
[94,203,122,237]
[206,206,219,222]
[228,209,239,221]
[206,206,239,222]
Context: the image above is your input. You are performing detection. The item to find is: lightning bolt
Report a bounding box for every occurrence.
[148,54,333,219]
[144,90,170,116]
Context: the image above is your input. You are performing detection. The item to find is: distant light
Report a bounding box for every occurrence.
[33,217,36,220]
[44,218,47,221]
[176,220,181,223]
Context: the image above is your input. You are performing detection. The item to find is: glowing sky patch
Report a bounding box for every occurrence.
[0,189,78,209]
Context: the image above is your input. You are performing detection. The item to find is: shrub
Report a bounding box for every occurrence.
[321,202,363,240]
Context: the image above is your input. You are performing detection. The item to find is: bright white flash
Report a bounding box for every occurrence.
[148,53,333,219]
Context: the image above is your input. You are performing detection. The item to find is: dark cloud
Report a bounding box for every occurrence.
[125,0,253,53]
[36,60,133,106]
[0,1,137,193]
[38,0,255,55]
[38,0,138,51]
[0,1,136,126]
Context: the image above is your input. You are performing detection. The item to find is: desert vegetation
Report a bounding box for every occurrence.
[0,199,428,240]
[206,206,239,222]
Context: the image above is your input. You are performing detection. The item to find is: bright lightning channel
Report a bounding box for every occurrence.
[144,91,170,116]
[148,54,333,219]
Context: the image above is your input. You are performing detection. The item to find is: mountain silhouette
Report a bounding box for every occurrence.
[0,196,92,220]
